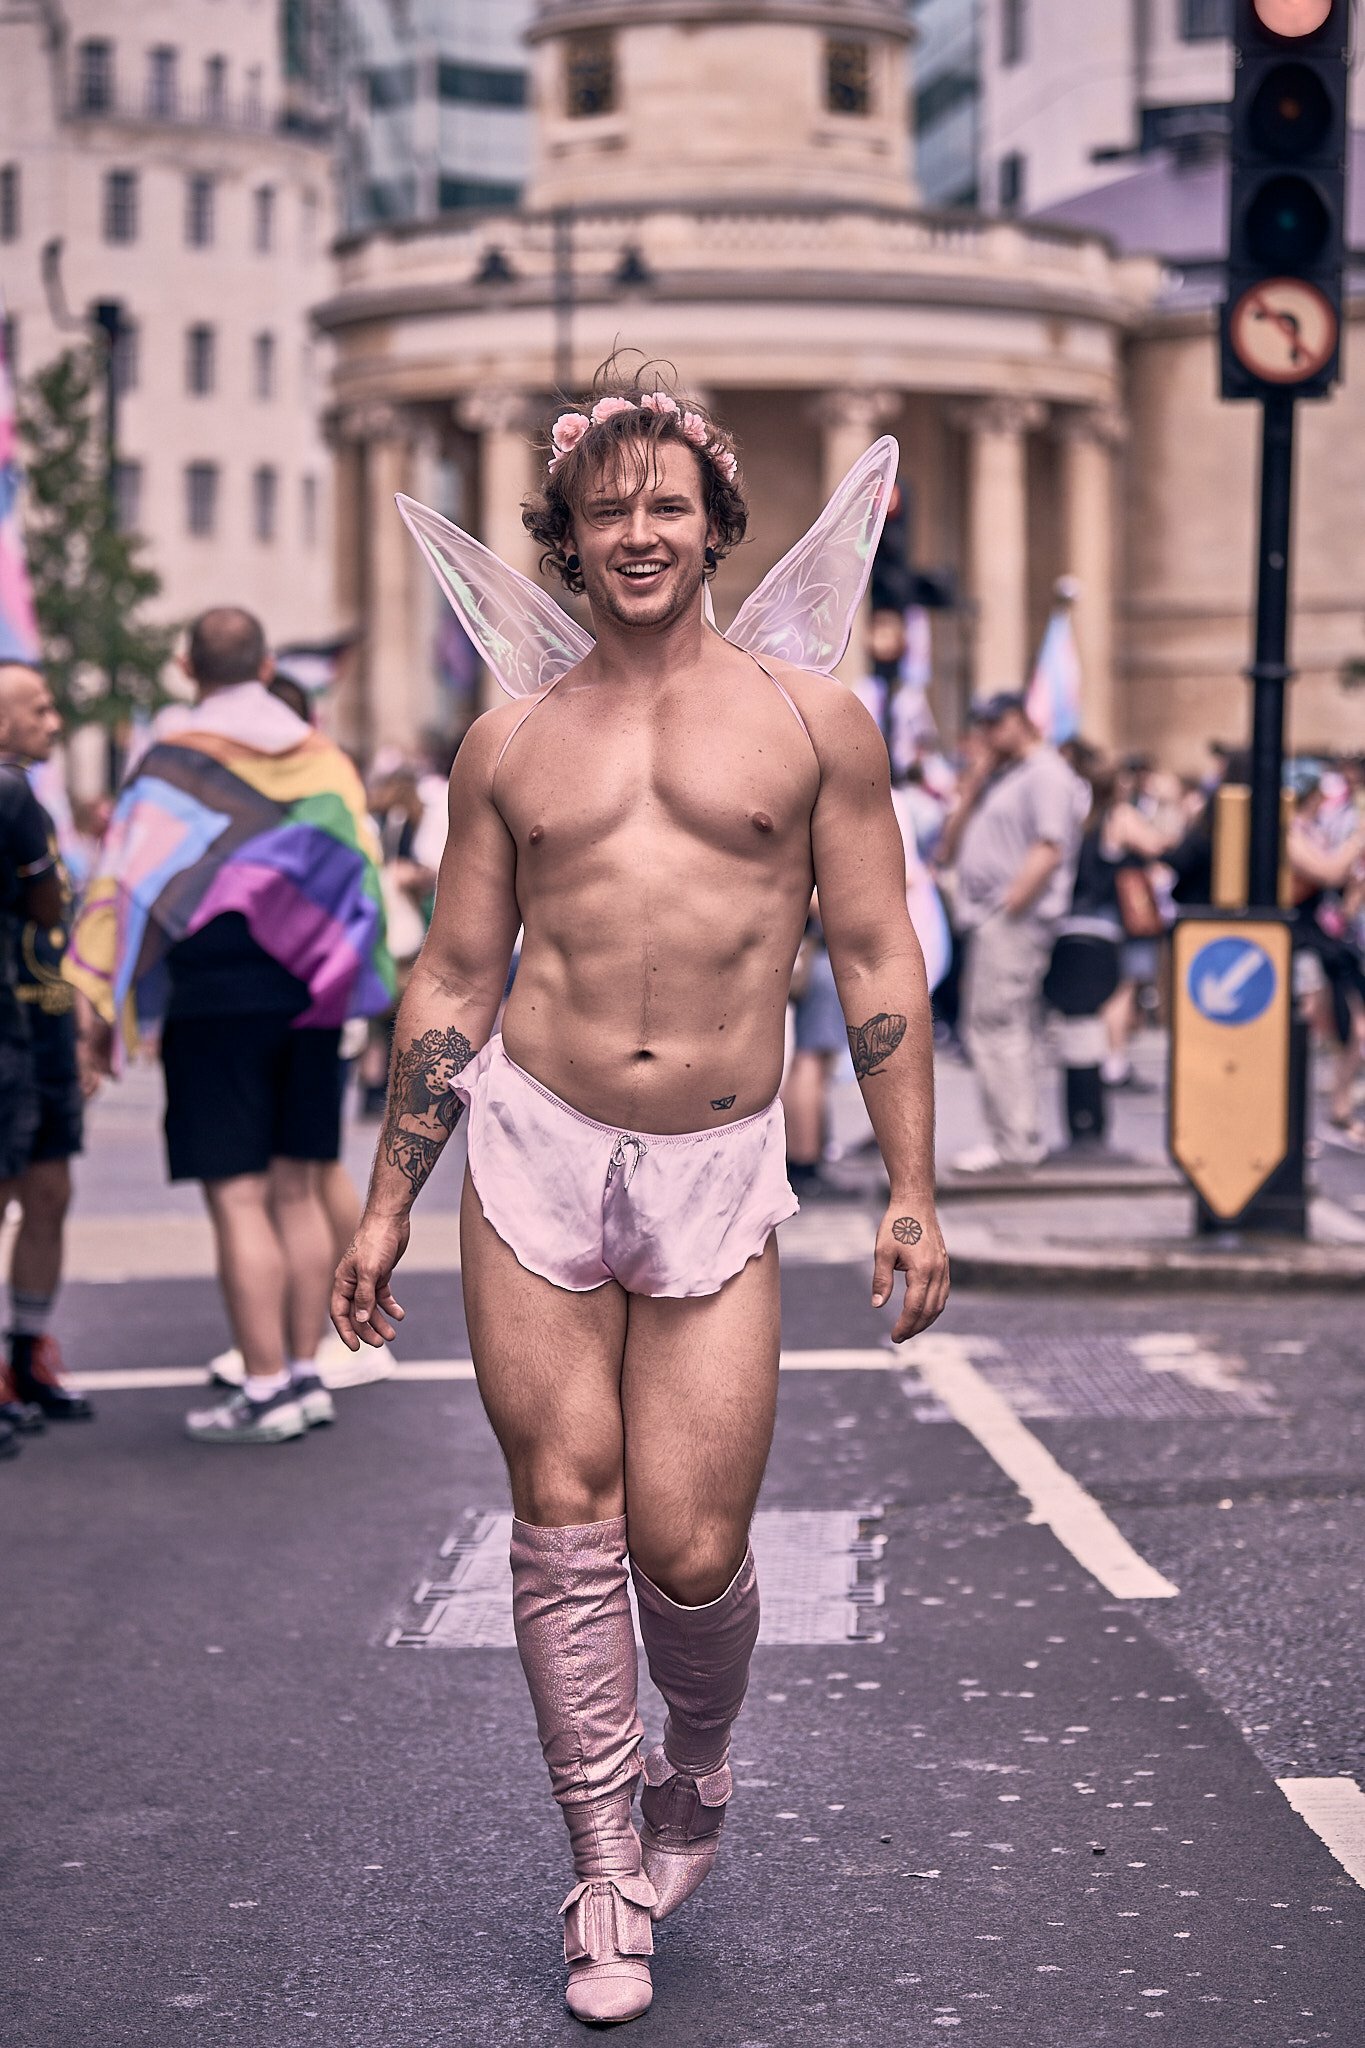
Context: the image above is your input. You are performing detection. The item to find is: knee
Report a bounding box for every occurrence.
[511,1444,624,1529]
[270,1159,322,1206]
[630,1524,748,1608]
[18,1162,70,1226]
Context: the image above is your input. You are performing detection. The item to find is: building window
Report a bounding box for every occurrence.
[244,64,263,123]
[998,150,1027,212]
[0,163,19,242]
[103,170,139,244]
[185,463,219,537]
[826,39,873,116]
[77,38,114,113]
[111,319,139,395]
[147,45,178,118]
[301,474,318,547]
[185,174,215,248]
[112,460,142,533]
[185,324,216,396]
[1001,0,1028,67]
[252,331,276,400]
[565,32,615,118]
[251,465,277,543]
[437,61,527,107]
[366,63,416,111]
[252,186,275,253]
[204,54,228,120]
[1180,0,1231,37]
[2,314,18,376]
[301,188,319,254]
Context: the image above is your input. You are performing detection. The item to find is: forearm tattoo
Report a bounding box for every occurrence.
[892,1215,923,1246]
[847,1012,907,1080]
[381,1026,474,1197]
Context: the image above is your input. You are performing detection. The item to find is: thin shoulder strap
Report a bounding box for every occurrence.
[747,653,817,754]
[492,680,560,788]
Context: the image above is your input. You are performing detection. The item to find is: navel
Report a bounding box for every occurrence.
[528,823,545,845]
[751,811,774,834]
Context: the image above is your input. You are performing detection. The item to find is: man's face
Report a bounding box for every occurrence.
[424,1052,459,1095]
[0,666,62,763]
[570,438,714,634]
[980,708,1029,764]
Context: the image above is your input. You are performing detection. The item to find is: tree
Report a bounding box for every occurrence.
[19,345,175,726]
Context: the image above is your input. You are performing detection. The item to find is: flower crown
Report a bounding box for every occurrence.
[548,392,739,484]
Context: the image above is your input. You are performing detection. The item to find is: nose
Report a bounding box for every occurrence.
[622,503,660,552]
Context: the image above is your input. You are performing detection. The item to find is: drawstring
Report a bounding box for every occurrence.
[607,1134,648,1190]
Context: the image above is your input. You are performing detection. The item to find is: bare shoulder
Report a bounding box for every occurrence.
[759,656,885,772]
[449,695,542,803]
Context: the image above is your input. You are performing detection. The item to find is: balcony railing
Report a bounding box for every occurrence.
[65,85,274,133]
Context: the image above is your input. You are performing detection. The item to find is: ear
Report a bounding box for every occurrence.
[259,653,276,684]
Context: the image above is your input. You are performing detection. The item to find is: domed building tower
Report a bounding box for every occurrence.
[319,0,1155,754]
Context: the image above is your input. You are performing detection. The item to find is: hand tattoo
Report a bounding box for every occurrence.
[847,1012,906,1079]
[711,1095,736,1111]
[381,1026,474,1196]
[892,1215,923,1246]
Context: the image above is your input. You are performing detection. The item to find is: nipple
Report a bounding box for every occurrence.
[528,824,545,845]
[751,811,774,834]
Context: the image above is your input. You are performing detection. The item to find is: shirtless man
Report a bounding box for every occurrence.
[332,384,949,2026]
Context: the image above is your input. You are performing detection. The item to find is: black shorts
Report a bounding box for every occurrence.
[161,1014,343,1183]
[29,1010,84,1163]
[0,1039,38,1180]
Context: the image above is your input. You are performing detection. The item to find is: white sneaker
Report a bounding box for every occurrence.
[950,1144,1004,1175]
[206,1346,246,1388]
[314,1332,395,1390]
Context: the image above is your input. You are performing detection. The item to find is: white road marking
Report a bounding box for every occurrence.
[69,1348,900,1393]
[1276,1777,1365,1890]
[909,1334,1179,1601]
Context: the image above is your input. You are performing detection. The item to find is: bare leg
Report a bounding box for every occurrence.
[780,1050,832,1169]
[267,1158,334,1362]
[317,1159,362,1261]
[10,1157,70,1298]
[202,1174,288,1379]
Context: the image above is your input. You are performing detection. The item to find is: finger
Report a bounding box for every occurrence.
[375,1282,405,1322]
[871,1235,895,1310]
[892,1259,932,1342]
[329,1280,361,1352]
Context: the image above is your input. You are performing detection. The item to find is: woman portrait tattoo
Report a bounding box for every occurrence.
[847,1012,906,1080]
[382,1026,474,1194]
[892,1215,923,1246]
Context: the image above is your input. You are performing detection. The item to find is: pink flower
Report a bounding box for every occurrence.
[680,410,710,448]
[639,391,680,416]
[551,411,590,455]
[710,444,738,483]
[590,395,637,425]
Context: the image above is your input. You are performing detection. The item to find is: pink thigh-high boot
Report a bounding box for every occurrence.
[630,1546,761,1920]
[510,1515,657,2026]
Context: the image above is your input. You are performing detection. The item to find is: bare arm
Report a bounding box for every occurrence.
[1002,838,1063,917]
[806,684,949,1342]
[332,716,521,1348]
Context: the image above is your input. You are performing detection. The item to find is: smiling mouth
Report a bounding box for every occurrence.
[615,561,669,583]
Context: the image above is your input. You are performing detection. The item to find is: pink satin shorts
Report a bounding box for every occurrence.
[455,1035,799,1298]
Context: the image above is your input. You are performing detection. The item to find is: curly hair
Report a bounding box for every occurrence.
[522,358,748,595]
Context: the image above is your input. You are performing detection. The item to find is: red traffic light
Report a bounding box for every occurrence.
[1252,0,1332,34]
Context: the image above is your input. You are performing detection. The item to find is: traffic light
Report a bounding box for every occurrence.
[1220,0,1350,400]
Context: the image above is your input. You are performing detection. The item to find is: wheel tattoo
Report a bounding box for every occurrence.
[892,1215,923,1246]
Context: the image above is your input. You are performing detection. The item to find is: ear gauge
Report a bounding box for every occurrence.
[565,552,581,575]
[704,546,718,572]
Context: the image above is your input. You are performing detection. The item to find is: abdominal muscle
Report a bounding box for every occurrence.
[499,881,809,1136]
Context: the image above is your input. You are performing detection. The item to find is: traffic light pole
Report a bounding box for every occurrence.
[1247,392,1295,907]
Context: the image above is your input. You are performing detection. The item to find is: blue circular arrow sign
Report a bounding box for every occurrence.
[1188,935,1277,1026]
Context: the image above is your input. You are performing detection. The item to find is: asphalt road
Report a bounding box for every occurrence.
[5,1241,1364,2047]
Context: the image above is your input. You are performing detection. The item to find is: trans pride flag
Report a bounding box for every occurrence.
[1025,604,1083,747]
[0,320,39,663]
[65,727,394,1053]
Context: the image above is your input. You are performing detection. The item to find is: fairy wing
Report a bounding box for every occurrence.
[395,494,593,700]
[724,436,899,675]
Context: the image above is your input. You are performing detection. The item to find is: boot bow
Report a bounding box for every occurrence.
[559,1874,657,1963]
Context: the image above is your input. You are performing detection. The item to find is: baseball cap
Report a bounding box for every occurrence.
[969,691,1026,725]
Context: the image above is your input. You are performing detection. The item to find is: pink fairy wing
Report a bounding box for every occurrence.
[395,494,593,700]
[724,436,899,675]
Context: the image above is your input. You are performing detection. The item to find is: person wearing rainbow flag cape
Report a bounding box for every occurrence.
[67,608,394,1445]
[330,371,950,2026]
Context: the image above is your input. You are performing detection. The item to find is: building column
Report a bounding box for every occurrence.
[1056,405,1126,750]
[327,416,366,756]
[812,389,900,684]
[355,404,427,757]
[456,389,542,712]
[951,396,1045,700]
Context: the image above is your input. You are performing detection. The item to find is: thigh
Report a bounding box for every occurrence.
[460,1165,629,1524]
[0,1039,37,1180]
[621,1237,781,1593]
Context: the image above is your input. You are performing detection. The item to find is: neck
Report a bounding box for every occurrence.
[581,594,711,687]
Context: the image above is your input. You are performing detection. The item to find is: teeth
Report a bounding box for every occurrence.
[620,564,664,577]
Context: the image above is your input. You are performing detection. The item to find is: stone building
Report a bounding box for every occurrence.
[319,0,1156,759]
[0,0,337,667]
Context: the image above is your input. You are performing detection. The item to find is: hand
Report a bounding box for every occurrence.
[331,1213,410,1350]
[871,1201,950,1343]
[80,1017,115,1087]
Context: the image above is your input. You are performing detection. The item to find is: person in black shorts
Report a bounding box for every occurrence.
[0,664,84,1452]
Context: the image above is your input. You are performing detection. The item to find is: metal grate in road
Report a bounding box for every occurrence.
[905,1334,1281,1424]
[388,1507,886,1650]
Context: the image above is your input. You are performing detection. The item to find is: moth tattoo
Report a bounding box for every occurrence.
[847,1012,906,1080]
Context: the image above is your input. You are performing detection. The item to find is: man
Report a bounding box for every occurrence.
[0,674,70,1456]
[73,609,392,1445]
[0,663,95,1429]
[332,383,949,2026]
[939,691,1087,1173]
